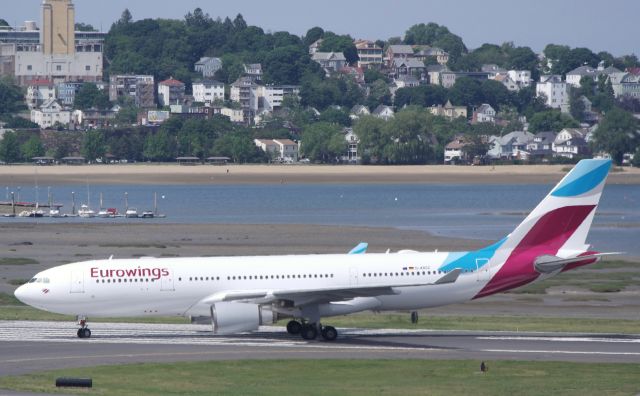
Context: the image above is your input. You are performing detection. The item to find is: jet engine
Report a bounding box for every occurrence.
[210,302,277,334]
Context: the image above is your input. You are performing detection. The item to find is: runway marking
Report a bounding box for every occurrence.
[482,349,640,356]
[478,336,640,343]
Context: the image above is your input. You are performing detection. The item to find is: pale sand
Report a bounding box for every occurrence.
[1,163,639,185]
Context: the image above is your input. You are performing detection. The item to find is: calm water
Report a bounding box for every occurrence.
[3,183,639,256]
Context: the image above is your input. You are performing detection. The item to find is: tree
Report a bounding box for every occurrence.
[366,79,392,109]
[592,108,640,165]
[300,122,345,162]
[143,130,175,161]
[353,115,387,163]
[0,131,21,163]
[118,9,133,25]
[528,110,580,133]
[304,27,324,46]
[20,136,45,160]
[449,77,482,107]
[75,23,97,32]
[0,19,10,27]
[479,79,512,111]
[569,89,586,122]
[0,77,25,115]
[319,107,351,126]
[82,130,107,161]
[74,83,111,110]
[320,33,358,65]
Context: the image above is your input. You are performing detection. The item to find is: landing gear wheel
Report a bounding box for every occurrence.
[320,325,338,341]
[77,328,91,339]
[286,320,302,335]
[300,324,318,340]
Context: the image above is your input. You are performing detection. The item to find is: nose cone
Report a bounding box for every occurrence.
[14,284,28,304]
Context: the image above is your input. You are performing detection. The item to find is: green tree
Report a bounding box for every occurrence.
[304,27,324,46]
[353,115,387,163]
[75,23,97,32]
[528,110,580,133]
[300,122,345,162]
[118,9,133,25]
[0,19,9,27]
[0,131,21,163]
[449,77,482,107]
[480,79,513,111]
[320,33,358,65]
[0,77,25,115]
[213,132,265,163]
[366,79,392,109]
[143,130,175,161]
[82,130,107,161]
[75,83,111,110]
[20,135,45,160]
[592,108,640,165]
[319,107,351,126]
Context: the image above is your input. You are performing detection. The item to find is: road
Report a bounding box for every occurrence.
[1,320,639,377]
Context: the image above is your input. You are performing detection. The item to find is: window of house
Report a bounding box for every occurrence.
[56,65,62,71]
[85,65,91,71]
[27,65,32,71]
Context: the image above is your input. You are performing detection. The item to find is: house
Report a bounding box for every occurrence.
[109,75,155,108]
[385,45,414,67]
[55,81,84,107]
[354,40,383,69]
[391,58,425,79]
[526,131,556,159]
[608,72,640,99]
[312,52,347,74]
[254,138,299,162]
[342,127,360,163]
[158,78,185,107]
[31,99,70,128]
[394,75,420,89]
[243,63,263,83]
[439,71,457,88]
[230,76,260,122]
[221,107,244,123]
[426,64,448,85]
[553,128,590,159]
[350,105,370,120]
[413,46,449,65]
[428,100,467,120]
[481,64,507,78]
[372,105,394,120]
[194,57,222,78]
[494,73,519,91]
[487,131,534,159]
[259,85,301,112]
[507,70,532,89]
[565,66,600,87]
[536,75,569,109]
[25,79,55,109]
[72,107,117,129]
[444,134,469,164]
[192,80,225,105]
[338,66,365,85]
[473,104,496,123]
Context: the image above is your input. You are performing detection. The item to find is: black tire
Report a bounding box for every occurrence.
[321,326,338,341]
[300,324,318,340]
[77,328,84,338]
[82,328,91,338]
[286,320,302,335]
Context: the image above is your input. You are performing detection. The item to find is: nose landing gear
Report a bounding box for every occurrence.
[76,317,91,339]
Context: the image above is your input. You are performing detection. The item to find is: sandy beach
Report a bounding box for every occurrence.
[1,163,639,185]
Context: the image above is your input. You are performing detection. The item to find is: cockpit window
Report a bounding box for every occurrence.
[29,278,37,283]
[42,278,50,284]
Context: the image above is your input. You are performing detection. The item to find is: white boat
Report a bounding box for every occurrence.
[49,209,61,217]
[125,208,138,218]
[78,204,96,218]
[141,211,154,218]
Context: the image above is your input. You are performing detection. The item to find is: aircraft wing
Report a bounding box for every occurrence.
[199,268,462,306]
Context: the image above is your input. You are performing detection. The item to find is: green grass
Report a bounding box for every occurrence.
[0,257,39,265]
[0,360,639,396]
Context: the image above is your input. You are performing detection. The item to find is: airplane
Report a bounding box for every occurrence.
[15,158,617,341]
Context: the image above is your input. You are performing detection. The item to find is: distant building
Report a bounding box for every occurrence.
[0,0,104,85]
[25,79,55,109]
[194,57,222,78]
[608,72,640,99]
[31,99,70,128]
[527,131,556,159]
[221,107,244,123]
[553,128,590,159]
[385,45,413,67]
[391,58,425,79]
[158,78,186,107]
[536,75,569,109]
[350,105,370,120]
[473,104,496,123]
[243,63,263,83]
[192,80,225,105]
[312,52,347,75]
[109,75,155,108]
[372,105,394,120]
[413,46,449,65]
[230,76,260,122]
[428,100,467,119]
[354,40,383,69]
[259,85,300,112]
[308,39,323,55]
[444,134,469,164]
[254,138,299,162]
[342,127,360,163]
[55,81,84,107]
[487,131,534,159]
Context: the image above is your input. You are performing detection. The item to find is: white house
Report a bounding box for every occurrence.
[192,80,225,105]
[259,85,300,112]
[444,134,468,164]
[194,57,222,78]
[536,75,569,109]
[342,128,360,163]
[220,107,244,123]
[158,78,185,107]
[507,70,532,88]
[31,99,70,128]
[312,52,347,74]
[372,105,394,120]
[473,104,496,123]
[25,79,56,110]
[254,138,299,162]
[553,128,590,159]
[487,131,534,159]
[350,105,370,120]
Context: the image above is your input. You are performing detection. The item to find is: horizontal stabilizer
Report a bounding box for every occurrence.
[534,252,622,274]
[434,268,462,285]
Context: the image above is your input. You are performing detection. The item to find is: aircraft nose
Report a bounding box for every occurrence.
[14,284,29,304]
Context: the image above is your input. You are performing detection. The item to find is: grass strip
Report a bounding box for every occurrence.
[0,360,639,396]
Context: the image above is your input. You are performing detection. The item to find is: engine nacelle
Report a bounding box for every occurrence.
[210,302,276,334]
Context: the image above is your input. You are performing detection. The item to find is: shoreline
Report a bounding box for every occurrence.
[1,163,639,185]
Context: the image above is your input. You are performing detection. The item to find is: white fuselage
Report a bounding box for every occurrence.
[17,252,492,319]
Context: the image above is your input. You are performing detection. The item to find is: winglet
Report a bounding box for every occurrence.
[348,242,368,255]
[434,268,462,284]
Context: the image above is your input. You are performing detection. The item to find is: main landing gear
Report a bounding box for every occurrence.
[286,320,337,341]
[76,317,91,339]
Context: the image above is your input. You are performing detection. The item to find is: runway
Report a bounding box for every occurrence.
[1,320,639,376]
